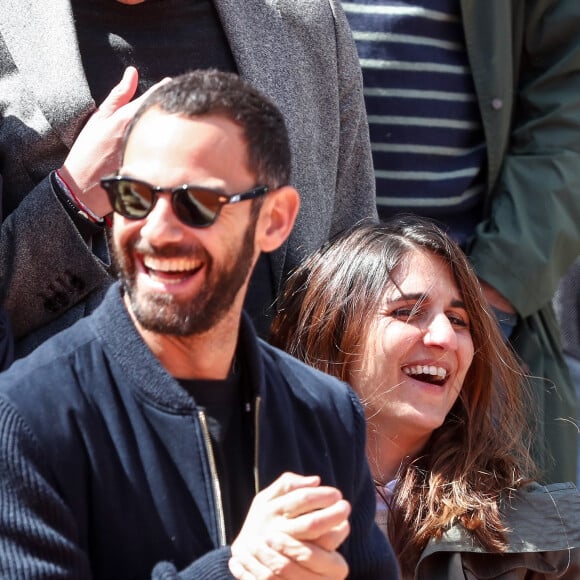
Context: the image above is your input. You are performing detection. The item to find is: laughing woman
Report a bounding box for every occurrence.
[271,216,580,579]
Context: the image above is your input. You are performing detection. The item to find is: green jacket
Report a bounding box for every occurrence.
[415,482,580,579]
[461,0,580,483]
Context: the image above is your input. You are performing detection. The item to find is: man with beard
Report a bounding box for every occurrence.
[0,71,396,579]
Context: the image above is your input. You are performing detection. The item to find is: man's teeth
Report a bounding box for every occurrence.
[143,257,201,273]
[403,365,447,380]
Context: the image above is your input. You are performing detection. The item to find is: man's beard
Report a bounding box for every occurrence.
[114,219,258,336]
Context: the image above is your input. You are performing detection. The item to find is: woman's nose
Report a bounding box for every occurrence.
[423,314,458,350]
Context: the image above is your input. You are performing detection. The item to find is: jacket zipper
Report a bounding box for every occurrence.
[198,397,261,545]
[198,409,227,547]
[253,396,261,495]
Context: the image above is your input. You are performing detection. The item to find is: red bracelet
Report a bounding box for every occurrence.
[56,169,111,227]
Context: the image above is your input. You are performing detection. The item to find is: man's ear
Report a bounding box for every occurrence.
[256,186,300,253]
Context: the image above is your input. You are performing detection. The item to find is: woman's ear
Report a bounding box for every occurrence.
[256,186,300,253]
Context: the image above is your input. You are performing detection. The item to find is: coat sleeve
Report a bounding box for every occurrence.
[0,396,93,577]
[0,33,112,343]
[0,174,111,340]
[341,388,400,579]
[0,396,237,579]
[468,0,580,318]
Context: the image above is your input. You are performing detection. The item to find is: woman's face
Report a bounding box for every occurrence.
[351,250,475,452]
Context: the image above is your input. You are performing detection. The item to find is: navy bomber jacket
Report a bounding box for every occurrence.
[0,283,397,579]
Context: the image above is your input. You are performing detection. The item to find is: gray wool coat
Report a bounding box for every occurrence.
[0,0,375,357]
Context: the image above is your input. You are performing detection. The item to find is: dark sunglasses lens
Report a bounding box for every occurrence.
[174,188,221,227]
[115,179,154,218]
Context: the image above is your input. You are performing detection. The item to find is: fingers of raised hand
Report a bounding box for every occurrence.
[96,66,139,116]
[246,477,349,543]
[275,485,344,521]
[94,68,171,125]
[63,69,173,203]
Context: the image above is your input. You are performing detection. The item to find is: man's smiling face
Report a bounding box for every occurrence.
[112,108,261,337]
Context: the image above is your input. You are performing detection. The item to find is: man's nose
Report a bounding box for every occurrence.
[423,314,458,350]
[139,193,185,244]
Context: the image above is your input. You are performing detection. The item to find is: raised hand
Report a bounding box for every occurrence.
[59,66,170,218]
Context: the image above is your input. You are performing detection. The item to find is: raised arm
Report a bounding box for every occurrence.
[0,67,168,351]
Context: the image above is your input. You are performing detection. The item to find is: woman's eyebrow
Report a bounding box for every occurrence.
[386,292,425,304]
[386,293,467,310]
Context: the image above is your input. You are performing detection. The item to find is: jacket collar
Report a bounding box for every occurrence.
[417,483,580,571]
[90,282,265,410]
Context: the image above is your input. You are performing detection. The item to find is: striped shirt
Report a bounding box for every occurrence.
[343,0,486,245]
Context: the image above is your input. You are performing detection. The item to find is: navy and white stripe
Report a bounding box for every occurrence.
[343,0,486,244]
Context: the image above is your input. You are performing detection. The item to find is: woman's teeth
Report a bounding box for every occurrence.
[403,365,447,384]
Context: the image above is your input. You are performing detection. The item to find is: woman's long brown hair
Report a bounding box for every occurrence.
[271,217,536,577]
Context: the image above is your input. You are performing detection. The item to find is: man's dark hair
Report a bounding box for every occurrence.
[122,70,292,190]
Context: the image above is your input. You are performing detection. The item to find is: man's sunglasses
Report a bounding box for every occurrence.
[100,176,269,228]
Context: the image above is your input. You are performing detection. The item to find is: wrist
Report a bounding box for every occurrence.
[56,168,112,226]
[57,165,113,220]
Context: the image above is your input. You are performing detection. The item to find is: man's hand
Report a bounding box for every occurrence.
[59,67,171,218]
[229,472,351,580]
[478,278,518,340]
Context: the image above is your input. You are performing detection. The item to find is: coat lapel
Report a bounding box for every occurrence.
[214,0,297,286]
[0,0,94,148]
[213,0,284,91]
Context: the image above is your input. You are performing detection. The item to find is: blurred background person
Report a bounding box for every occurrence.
[0,0,374,356]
